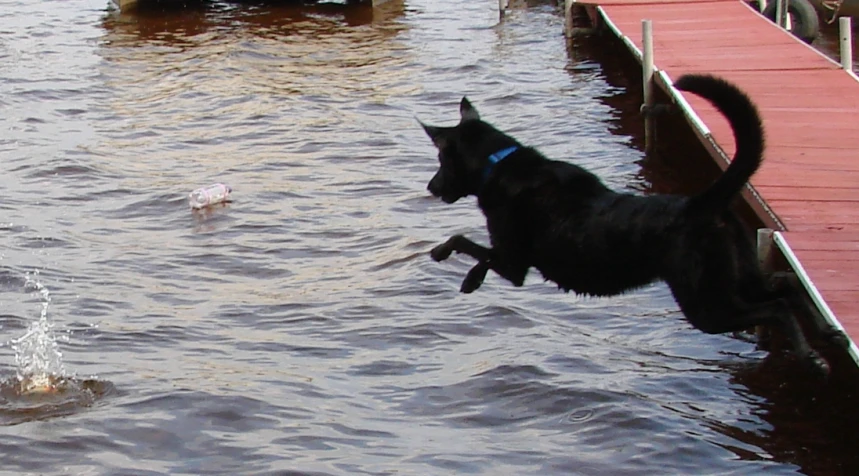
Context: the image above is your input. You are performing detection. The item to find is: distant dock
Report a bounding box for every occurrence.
[112,0,400,12]
[563,0,859,366]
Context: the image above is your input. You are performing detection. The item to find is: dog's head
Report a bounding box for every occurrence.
[420,97,516,204]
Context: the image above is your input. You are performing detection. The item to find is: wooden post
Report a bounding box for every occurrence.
[565,0,574,37]
[841,17,853,72]
[642,20,655,154]
[757,228,775,272]
[775,0,788,29]
[499,0,509,13]
[756,228,776,344]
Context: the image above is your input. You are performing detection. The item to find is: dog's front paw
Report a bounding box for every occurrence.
[460,262,488,294]
[430,242,453,262]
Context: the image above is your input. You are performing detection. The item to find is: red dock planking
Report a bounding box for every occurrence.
[572,0,859,362]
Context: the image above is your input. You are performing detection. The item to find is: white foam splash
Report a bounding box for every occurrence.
[11,272,66,391]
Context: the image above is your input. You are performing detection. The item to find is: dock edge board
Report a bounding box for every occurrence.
[773,232,859,365]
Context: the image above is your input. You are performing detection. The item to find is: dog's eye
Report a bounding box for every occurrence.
[438,146,457,164]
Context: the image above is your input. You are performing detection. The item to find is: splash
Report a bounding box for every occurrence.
[10,272,66,393]
[0,272,113,425]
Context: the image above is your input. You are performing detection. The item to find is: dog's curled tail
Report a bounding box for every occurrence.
[674,74,764,215]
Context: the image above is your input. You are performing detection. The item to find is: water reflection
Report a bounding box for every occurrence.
[725,354,859,474]
[93,0,413,181]
[102,1,404,43]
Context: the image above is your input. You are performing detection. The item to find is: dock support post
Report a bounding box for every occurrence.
[775,0,788,29]
[565,0,575,37]
[841,17,853,72]
[756,228,776,344]
[499,0,509,15]
[642,20,655,155]
[757,228,776,273]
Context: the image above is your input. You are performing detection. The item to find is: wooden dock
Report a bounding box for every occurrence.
[565,0,859,364]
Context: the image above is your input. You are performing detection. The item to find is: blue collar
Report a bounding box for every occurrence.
[482,146,518,183]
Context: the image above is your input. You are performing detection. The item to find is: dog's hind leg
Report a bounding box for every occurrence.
[684,297,829,377]
[764,272,851,350]
[729,221,850,349]
[729,225,780,348]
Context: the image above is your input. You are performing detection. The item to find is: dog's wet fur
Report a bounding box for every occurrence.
[421,74,830,375]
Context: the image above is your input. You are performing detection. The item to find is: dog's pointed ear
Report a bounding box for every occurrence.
[419,120,447,149]
[460,97,480,122]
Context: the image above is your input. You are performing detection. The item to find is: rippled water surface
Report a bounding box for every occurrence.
[1,0,858,474]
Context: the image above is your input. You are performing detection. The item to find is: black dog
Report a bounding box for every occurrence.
[421,74,828,374]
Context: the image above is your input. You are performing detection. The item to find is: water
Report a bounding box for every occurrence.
[0,0,857,474]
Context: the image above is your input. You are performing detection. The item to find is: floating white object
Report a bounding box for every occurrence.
[189,183,232,209]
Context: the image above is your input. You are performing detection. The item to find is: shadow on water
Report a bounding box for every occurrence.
[725,354,859,474]
[567,27,859,475]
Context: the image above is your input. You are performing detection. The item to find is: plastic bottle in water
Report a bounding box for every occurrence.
[189,183,232,209]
